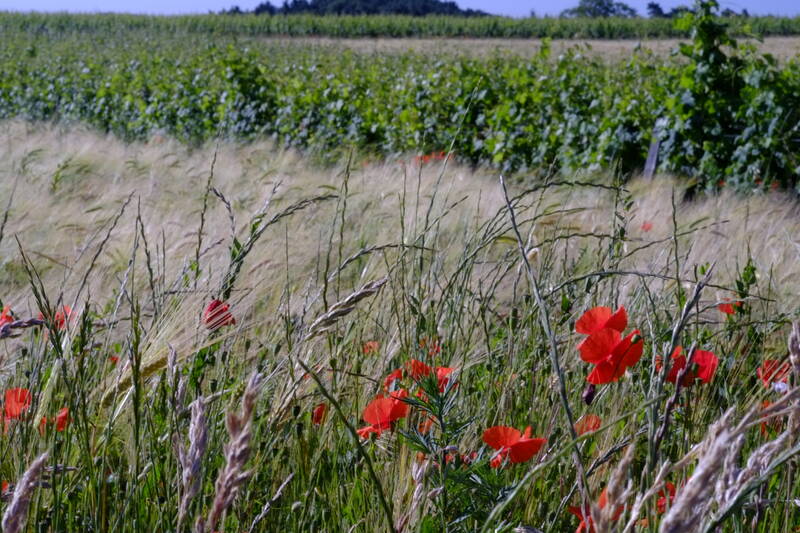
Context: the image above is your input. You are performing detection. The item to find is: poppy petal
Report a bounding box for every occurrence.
[614,330,644,367]
[575,306,612,335]
[605,306,628,333]
[4,388,31,419]
[482,425,521,450]
[579,328,621,364]
[362,397,398,426]
[574,414,602,435]
[508,437,546,463]
[587,361,618,384]
[693,350,718,384]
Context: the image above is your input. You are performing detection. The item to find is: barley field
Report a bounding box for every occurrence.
[3,4,800,533]
[1,119,800,532]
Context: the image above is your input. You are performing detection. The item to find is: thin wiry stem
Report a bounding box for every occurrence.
[498,175,590,512]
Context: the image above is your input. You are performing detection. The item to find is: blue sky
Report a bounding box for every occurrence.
[1,0,797,17]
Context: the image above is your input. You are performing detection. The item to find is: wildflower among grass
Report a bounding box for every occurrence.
[568,488,622,533]
[419,336,441,356]
[3,389,31,420]
[362,341,379,354]
[656,482,676,514]
[757,359,790,388]
[383,368,403,391]
[576,306,644,384]
[0,306,13,327]
[405,359,432,380]
[311,403,327,425]
[356,390,409,439]
[718,298,742,315]
[435,366,455,392]
[39,408,69,434]
[482,425,546,468]
[658,346,719,386]
[574,414,602,435]
[576,306,628,335]
[38,305,72,330]
[203,299,235,330]
[759,400,783,436]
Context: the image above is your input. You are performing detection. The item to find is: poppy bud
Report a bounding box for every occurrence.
[203,299,235,331]
[582,383,596,405]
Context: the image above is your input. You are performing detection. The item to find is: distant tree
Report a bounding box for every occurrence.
[221,5,245,14]
[666,5,693,17]
[252,2,276,14]
[646,2,666,17]
[246,0,488,16]
[561,0,638,18]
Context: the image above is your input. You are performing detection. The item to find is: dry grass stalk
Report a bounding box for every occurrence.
[1,452,49,533]
[247,472,294,533]
[593,443,635,531]
[304,277,388,339]
[175,396,209,531]
[204,372,263,533]
[619,461,671,533]
[396,455,431,532]
[659,411,734,533]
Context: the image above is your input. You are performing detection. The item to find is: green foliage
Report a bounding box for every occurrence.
[0,8,799,189]
[657,0,800,190]
[561,0,638,19]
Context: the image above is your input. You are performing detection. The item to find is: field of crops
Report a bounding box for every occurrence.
[4,11,800,39]
[1,8,799,192]
[2,2,800,532]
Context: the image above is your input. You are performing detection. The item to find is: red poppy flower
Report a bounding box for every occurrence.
[482,425,546,468]
[55,408,69,431]
[38,305,72,330]
[418,416,435,434]
[757,359,790,388]
[575,306,628,336]
[38,407,69,435]
[203,300,235,331]
[0,306,13,327]
[4,388,31,419]
[419,337,441,356]
[640,221,653,232]
[362,341,380,355]
[658,346,718,386]
[312,403,327,425]
[579,329,644,385]
[569,488,622,533]
[759,400,784,436]
[1,480,7,493]
[109,356,119,366]
[574,414,602,436]
[656,482,676,514]
[383,368,403,391]
[435,366,455,392]
[718,298,742,315]
[356,390,409,439]
[405,359,432,380]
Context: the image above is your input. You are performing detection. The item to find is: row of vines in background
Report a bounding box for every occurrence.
[4,11,800,39]
[0,3,799,190]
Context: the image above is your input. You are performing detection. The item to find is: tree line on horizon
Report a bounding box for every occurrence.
[221,0,752,18]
